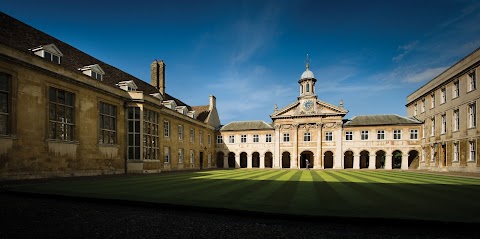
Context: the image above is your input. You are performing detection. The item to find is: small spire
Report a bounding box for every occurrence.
[305,53,310,69]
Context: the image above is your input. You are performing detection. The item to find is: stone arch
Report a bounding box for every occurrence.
[216,151,225,168]
[392,150,403,169]
[282,151,291,168]
[264,151,273,168]
[360,150,370,169]
[408,150,419,169]
[252,152,260,168]
[240,152,247,168]
[344,150,354,169]
[375,150,386,169]
[300,150,314,168]
[324,151,334,168]
[228,152,236,168]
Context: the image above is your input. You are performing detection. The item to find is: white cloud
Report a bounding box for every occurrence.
[403,67,448,83]
[392,40,419,62]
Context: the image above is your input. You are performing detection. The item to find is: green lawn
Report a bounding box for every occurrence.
[9,169,480,223]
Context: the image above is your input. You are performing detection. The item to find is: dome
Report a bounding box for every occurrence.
[301,69,315,79]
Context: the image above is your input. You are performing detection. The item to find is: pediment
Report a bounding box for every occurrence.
[270,99,348,119]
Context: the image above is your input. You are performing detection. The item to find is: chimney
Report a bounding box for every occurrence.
[209,95,216,111]
[150,60,166,95]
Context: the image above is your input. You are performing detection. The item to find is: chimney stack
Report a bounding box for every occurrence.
[209,95,216,111]
[150,60,166,95]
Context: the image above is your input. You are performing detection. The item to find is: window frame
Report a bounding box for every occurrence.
[377,130,385,140]
[469,102,476,128]
[453,80,459,98]
[361,131,369,140]
[410,129,418,140]
[241,134,247,143]
[469,141,476,162]
[217,135,223,144]
[283,133,290,142]
[453,109,460,132]
[253,134,259,143]
[99,102,117,145]
[178,125,184,140]
[163,120,170,138]
[0,72,11,135]
[48,87,75,141]
[325,132,332,141]
[143,109,159,160]
[265,134,272,143]
[393,129,402,140]
[228,135,235,144]
[345,131,353,141]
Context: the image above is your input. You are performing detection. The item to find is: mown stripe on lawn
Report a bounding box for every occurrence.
[263,171,303,211]
[391,171,480,185]
[320,171,373,206]
[309,171,348,206]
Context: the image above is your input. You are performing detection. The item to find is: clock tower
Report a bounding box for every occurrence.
[299,55,317,112]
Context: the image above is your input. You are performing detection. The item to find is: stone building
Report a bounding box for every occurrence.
[406,47,480,172]
[215,63,423,170]
[0,12,219,179]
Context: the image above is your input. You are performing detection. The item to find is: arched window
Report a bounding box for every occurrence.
[306,83,310,92]
[300,85,303,94]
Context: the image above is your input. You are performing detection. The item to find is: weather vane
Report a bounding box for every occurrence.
[305,52,310,69]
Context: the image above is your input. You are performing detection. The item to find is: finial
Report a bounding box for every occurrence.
[274,104,278,111]
[339,100,344,108]
[305,53,310,69]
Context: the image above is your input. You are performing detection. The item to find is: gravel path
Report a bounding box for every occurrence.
[1,192,478,239]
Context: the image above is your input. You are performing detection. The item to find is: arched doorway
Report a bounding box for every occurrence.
[408,150,419,169]
[344,151,354,169]
[264,152,273,168]
[376,150,386,169]
[228,152,236,168]
[252,152,260,168]
[282,152,291,168]
[300,151,314,168]
[324,151,334,168]
[216,152,224,168]
[240,152,247,168]
[393,150,402,169]
[360,150,369,169]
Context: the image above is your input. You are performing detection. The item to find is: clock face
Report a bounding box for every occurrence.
[303,100,313,111]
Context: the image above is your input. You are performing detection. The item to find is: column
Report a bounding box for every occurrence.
[401,153,408,170]
[334,123,343,169]
[385,154,392,170]
[315,123,323,169]
[292,124,299,169]
[369,154,376,169]
[235,154,240,168]
[274,125,281,169]
[247,154,252,168]
[353,154,360,169]
[260,155,265,168]
[223,155,228,169]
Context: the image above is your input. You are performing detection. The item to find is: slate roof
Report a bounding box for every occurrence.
[191,105,210,122]
[0,12,192,111]
[344,114,422,126]
[220,121,274,131]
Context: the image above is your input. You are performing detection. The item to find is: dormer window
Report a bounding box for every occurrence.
[176,106,188,115]
[78,64,105,81]
[116,80,138,91]
[187,111,196,119]
[150,93,163,101]
[30,43,63,64]
[162,100,177,110]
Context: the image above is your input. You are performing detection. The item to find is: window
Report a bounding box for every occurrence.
[190,149,195,164]
[431,93,435,108]
[453,80,459,98]
[441,114,446,134]
[164,147,170,163]
[304,132,311,141]
[469,103,476,128]
[43,51,61,64]
[410,129,418,140]
[178,125,184,140]
[217,135,223,144]
[208,134,212,145]
[454,109,460,131]
[229,135,235,143]
[48,87,75,141]
[241,135,247,143]
[178,148,184,163]
[99,102,116,144]
[325,132,332,141]
[190,128,195,142]
[143,109,159,160]
[431,146,435,162]
[453,143,459,162]
[163,121,170,137]
[345,131,353,141]
[468,71,476,91]
[306,83,310,92]
[441,88,446,104]
[431,117,435,136]
[0,73,11,135]
[361,131,369,140]
[469,141,476,161]
[421,98,425,112]
[127,107,141,160]
[266,134,272,142]
[200,131,204,145]
[253,134,259,142]
[393,130,401,140]
[414,103,417,116]
[421,148,425,162]
[91,71,102,81]
[283,133,290,142]
[377,130,385,140]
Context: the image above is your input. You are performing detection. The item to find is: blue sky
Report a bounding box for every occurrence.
[2,0,480,124]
